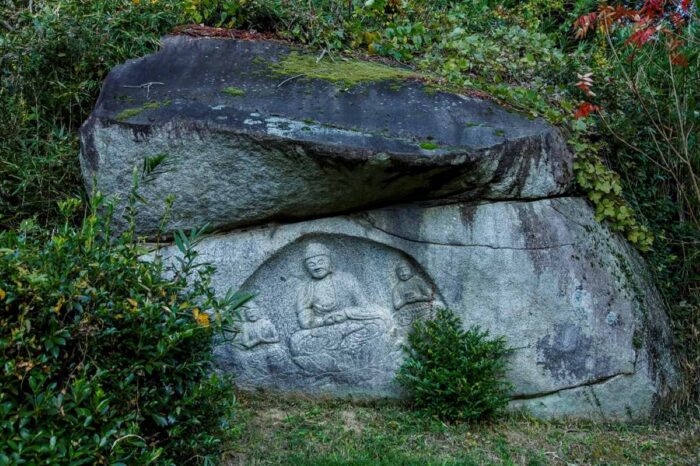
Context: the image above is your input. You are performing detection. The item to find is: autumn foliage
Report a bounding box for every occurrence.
[571,0,699,408]
[572,0,694,119]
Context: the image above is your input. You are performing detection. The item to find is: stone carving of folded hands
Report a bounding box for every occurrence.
[323,312,348,325]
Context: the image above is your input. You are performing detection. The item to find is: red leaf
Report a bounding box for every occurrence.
[573,13,597,39]
[597,6,616,31]
[574,102,600,119]
[671,52,689,67]
[670,12,686,28]
[612,5,636,20]
[626,26,656,48]
[641,0,666,19]
[680,0,692,12]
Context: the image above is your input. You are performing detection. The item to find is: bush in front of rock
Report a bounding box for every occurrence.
[0,195,245,464]
[397,309,512,421]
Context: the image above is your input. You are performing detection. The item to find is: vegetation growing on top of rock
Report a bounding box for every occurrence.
[221,86,246,96]
[115,99,171,121]
[270,51,418,88]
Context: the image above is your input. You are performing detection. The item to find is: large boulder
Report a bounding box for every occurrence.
[157,197,677,420]
[80,36,572,234]
[85,35,677,420]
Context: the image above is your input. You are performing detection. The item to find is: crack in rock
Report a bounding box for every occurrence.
[548,200,592,230]
[362,214,577,250]
[511,372,632,400]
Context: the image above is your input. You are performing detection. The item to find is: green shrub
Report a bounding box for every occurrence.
[397,309,512,422]
[0,195,246,464]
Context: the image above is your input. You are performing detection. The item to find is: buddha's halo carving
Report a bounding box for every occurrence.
[213,234,444,396]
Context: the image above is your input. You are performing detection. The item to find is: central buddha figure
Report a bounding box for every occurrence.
[289,242,395,380]
[296,243,380,328]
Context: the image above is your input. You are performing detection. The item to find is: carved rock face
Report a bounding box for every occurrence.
[89,36,677,421]
[214,236,441,396]
[156,198,677,420]
[304,255,331,280]
[79,36,572,235]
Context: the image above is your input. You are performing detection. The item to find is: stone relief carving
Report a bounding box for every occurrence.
[289,243,393,378]
[391,260,439,327]
[214,235,444,395]
[224,302,287,382]
[233,302,280,350]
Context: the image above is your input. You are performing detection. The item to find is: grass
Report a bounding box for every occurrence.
[223,392,699,465]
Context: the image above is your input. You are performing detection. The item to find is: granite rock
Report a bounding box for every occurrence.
[156,197,677,420]
[87,34,677,421]
[80,36,572,234]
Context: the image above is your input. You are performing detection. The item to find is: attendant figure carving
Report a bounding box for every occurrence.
[231,302,285,379]
[233,303,280,350]
[392,261,436,326]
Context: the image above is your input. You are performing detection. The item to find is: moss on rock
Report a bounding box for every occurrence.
[115,100,171,121]
[221,86,246,96]
[271,52,417,88]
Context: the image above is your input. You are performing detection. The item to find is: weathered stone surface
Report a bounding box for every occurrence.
[157,197,677,420]
[80,35,572,234]
[89,33,676,420]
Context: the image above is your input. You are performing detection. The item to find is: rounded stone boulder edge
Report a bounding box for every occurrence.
[79,35,573,234]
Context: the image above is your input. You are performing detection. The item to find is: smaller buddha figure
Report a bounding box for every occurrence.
[230,302,287,383]
[392,261,435,327]
[233,303,280,350]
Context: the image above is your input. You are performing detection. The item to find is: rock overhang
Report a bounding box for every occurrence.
[89,36,554,154]
[80,34,573,234]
